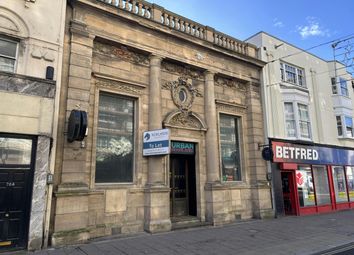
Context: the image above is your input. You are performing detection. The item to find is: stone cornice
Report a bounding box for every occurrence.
[70,0,266,68]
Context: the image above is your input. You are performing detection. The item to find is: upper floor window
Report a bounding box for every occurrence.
[284,102,311,140]
[0,37,18,73]
[95,92,135,183]
[340,78,349,97]
[219,114,242,182]
[336,115,354,138]
[331,77,349,97]
[280,62,306,88]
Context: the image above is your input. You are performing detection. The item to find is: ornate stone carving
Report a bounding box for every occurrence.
[216,100,247,114]
[214,76,247,91]
[163,76,202,112]
[96,80,143,95]
[163,110,207,131]
[93,41,149,65]
[161,61,203,80]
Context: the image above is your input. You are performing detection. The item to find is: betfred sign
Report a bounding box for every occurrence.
[274,145,319,161]
[272,141,354,165]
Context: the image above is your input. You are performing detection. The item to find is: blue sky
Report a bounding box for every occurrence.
[149,0,354,61]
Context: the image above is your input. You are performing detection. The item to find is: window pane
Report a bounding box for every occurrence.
[0,137,32,165]
[345,117,353,137]
[95,93,134,183]
[340,78,348,97]
[332,166,348,203]
[0,57,15,72]
[297,166,316,207]
[313,166,331,205]
[0,39,17,57]
[220,114,241,181]
[284,103,296,137]
[298,104,311,138]
[336,116,343,136]
[346,167,354,201]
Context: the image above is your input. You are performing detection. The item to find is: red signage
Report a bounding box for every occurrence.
[296,172,304,186]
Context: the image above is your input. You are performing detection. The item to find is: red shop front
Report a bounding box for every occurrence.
[272,140,354,216]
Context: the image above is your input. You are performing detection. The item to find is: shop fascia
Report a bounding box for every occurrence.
[272,141,354,165]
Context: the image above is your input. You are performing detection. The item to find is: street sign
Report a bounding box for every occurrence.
[143,129,170,156]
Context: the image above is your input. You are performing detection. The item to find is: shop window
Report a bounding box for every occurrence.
[95,92,134,183]
[297,166,316,207]
[0,37,18,73]
[312,166,331,205]
[332,166,348,203]
[219,114,242,182]
[280,62,306,88]
[346,166,354,201]
[284,102,311,140]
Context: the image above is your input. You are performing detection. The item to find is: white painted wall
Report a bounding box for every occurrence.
[247,32,354,148]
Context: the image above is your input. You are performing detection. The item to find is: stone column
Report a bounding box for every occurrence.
[144,54,171,233]
[204,71,223,225]
[148,55,164,185]
[204,71,220,183]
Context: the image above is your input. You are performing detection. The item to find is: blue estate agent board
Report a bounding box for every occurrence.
[143,129,170,156]
[272,141,354,165]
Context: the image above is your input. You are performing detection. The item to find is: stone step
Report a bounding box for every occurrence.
[171,216,211,230]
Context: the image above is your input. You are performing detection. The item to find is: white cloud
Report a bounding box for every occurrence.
[297,17,330,39]
[273,18,284,28]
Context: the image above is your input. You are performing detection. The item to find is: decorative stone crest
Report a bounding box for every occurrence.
[163,76,202,112]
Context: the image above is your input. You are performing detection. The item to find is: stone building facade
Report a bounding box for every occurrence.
[51,0,273,245]
[0,0,66,251]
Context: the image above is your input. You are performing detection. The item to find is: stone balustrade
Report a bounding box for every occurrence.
[213,31,248,55]
[160,9,205,40]
[98,0,256,57]
[101,0,152,19]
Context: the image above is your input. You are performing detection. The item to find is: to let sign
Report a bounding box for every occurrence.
[143,129,170,156]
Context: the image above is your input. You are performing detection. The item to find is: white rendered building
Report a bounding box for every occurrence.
[247,32,354,216]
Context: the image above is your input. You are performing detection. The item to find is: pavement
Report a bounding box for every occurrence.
[5,209,354,255]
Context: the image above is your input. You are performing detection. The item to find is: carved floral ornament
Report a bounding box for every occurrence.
[214,76,247,91]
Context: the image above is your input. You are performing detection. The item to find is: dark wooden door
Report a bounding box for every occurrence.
[0,136,34,250]
[170,156,188,217]
[281,172,297,215]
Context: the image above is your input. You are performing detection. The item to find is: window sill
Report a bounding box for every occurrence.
[338,137,354,141]
[280,81,308,92]
[332,94,351,100]
[285,137,313,143]
[95,182,136,190]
